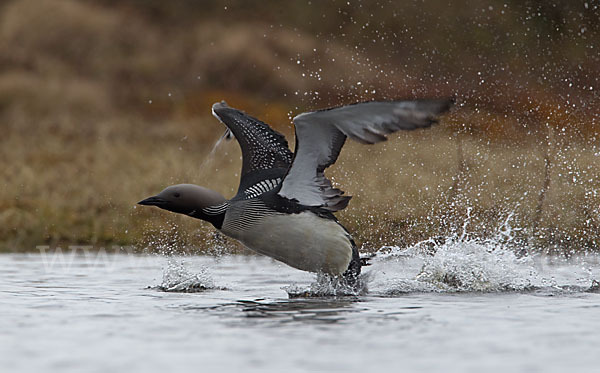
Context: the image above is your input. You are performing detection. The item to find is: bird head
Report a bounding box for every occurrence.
[138,184,226,216]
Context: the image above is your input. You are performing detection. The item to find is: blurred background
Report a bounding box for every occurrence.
[0,0,598,253]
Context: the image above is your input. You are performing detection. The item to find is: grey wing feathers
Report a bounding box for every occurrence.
[212,102,293,192]
[298,99,453,144]
[278,99,453,211]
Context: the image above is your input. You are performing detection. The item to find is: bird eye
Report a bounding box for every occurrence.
[173,192,180,198]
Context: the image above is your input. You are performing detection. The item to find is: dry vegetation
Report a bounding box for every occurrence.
[0,0,599,253]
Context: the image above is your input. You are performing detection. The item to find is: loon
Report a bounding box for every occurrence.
[138,99,452,283]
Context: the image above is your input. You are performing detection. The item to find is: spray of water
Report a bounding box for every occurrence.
[284,272,371,298]
[158,256,217,292]
[142,222,222,293]
[198,130,232,173]
[369,209,599,294]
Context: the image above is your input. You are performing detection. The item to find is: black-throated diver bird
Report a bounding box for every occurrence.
[138,99,452,284]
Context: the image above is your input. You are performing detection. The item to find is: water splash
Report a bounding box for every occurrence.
[198,130,232,173]
[367,210,598,294]
[284,272,370,298]
[408,239,538,292]
[157,257,218,292]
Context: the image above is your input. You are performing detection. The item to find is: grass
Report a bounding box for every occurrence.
[2,107,599,253]
[0,0,599,253]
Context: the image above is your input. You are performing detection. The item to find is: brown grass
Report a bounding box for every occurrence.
[0,0,599,253]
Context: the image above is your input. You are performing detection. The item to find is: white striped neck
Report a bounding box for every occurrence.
[200,201,229,216]
[190,201,229,229]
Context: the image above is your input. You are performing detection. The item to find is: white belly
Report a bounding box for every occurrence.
[221,211,353,275]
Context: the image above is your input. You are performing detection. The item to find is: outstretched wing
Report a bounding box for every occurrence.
[278,99,453,211]
[211,102,293,193]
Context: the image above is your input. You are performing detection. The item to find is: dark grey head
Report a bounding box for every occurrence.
[138,184,226,217]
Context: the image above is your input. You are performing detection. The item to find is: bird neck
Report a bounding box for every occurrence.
[188,201,229,229]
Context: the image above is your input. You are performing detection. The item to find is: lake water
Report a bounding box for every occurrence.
[2,239,600,373]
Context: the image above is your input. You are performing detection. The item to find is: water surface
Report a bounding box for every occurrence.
[1,246,599,373]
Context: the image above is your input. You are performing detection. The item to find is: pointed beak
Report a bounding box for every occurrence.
[137,196,167,206]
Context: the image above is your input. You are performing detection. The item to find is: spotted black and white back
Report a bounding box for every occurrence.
[212,102,293,195]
